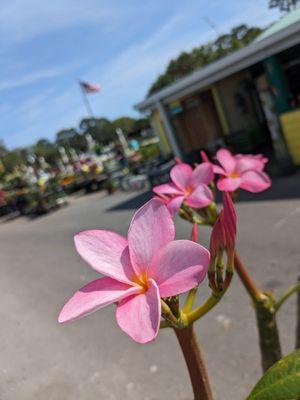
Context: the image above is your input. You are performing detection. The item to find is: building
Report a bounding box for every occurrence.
[135,9,300,167]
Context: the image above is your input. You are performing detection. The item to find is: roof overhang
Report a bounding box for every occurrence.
[135,19,300,113]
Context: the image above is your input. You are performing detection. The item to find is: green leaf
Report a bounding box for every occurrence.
[247,349,300,400]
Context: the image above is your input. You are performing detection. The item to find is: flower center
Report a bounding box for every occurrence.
[131,271,150,292]
[229,171,239,179]
[185,187,193,195]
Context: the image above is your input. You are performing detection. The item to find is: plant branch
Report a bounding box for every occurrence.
[174,325,214,400]
[275,282,300,312]
[160,320,171,329]
[185,292,222,324]
[296,277,300,349]
[255,299,282,371]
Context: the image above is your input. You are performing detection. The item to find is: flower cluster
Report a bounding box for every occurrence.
[153,162,214,216]
[59,148,271,344]
[213,149,271,193]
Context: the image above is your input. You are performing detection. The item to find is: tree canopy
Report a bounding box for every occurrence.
[147,24,263,96]
[269,0,300,11]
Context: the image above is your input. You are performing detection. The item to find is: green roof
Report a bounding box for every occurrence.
[256,7,300,41]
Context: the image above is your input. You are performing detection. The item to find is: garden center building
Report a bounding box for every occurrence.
[135,9,300,166]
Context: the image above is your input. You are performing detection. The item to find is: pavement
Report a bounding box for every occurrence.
[0,178,300,400]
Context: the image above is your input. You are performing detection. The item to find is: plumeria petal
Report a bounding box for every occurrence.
[151,240,210,297]
[128,199,175,275]
[58,277,141,323]
[217,177,241,192]
[236,157,266,174]
[116,279,161,343]
[239,170,271,193]
[191,162,214,186]
[170,163,193,190]
[153,183,182,195]
[167,195,185,217]
[212,165,226,175]
[74,231,135,284]
[215,149,236,173]
[185,184,212,208]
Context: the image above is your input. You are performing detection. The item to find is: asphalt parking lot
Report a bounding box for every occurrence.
[0,179,299,400]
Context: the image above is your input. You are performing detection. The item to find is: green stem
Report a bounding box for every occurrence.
[185,293,222,324]
[174,325,214,400]
[160,320,170,329]
[275,282,300,312]
[183,288,198,313]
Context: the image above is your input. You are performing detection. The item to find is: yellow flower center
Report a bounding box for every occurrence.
[185,187,193,195]
[229,171,239,179]
[131,271,150,292]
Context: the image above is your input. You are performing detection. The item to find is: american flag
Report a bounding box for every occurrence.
[79,80,101,94]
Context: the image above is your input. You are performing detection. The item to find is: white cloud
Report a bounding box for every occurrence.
[0,65,73,92]
[0,0,128,46]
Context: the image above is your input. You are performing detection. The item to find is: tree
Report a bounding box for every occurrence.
[79,118,116,144]
[56,128,78,144]
[113,117,136,133]
[1,150,23,173]
[133,118,150,132]
[147,25,263,96]
[269,0,300,11]
[33,138,59,165]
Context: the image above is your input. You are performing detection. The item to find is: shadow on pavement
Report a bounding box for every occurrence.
[107,172,300,212]
[107,191,154,211]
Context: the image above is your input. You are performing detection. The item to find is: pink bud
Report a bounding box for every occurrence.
[222,192,236,250]
[209,192,236,257]
[200,150,210,163]
[209,212,226,257]
[190,223,198,242]
[174,157,183,164]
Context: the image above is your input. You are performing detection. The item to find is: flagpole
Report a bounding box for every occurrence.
[78,80,95,119]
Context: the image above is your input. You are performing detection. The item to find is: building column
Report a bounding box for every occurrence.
[156,101,183,159]
[263,56,294,168]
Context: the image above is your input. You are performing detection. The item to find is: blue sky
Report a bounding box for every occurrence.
[0,0,281,149]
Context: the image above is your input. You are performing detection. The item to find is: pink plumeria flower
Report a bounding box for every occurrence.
[58,199,210,344]
[153,163,214,216]
[213,149,271,193]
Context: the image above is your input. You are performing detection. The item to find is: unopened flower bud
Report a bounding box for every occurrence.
[209,191,237,290]
[200,150,210,163]
[190,223,198,243]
